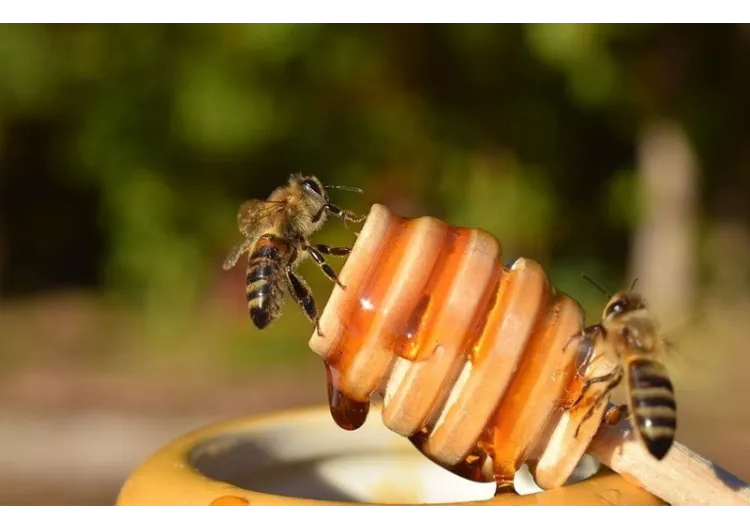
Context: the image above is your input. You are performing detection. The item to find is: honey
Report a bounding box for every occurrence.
[325,363,370,431]
[310,204,610,492]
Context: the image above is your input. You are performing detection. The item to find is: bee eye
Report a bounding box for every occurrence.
[606,300,628,317]
[303,179,323,196]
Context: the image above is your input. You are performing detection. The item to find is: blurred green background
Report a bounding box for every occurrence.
[1,23,749,504]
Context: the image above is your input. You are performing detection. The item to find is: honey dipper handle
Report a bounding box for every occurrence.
[588,419,750,506]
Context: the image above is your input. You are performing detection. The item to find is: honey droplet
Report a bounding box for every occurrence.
[325,362,370,430]
[209,495,250,506]
[392,294,431,361]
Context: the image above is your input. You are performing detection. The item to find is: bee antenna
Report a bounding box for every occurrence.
[324,185,363,194]
[629,277,639,292]
[581,273,612,298]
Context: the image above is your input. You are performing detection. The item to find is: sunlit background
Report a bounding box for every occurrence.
[1,23,749,505]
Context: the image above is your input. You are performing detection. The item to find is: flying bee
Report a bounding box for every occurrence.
[565,276,677,461]
[222,173,366,335]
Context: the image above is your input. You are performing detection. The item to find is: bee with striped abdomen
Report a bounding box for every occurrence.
[223,173,365,335]
[566,276,677,460]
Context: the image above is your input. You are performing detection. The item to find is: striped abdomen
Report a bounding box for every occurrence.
[245,236,289,329]
[626,359,677,460]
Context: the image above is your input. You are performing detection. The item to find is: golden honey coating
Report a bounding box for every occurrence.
[308,203,612,492]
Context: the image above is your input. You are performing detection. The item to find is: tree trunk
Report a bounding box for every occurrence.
[629,121,698,328]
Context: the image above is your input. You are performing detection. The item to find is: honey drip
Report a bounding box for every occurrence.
[325,362,369,430]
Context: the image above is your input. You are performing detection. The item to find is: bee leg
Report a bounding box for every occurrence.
[565,324,604,374]
[312,203,366,228]
[286,269,323,337]
[313,244,352,258]
[566,368,619,410]
[305,245,346,290]
[562,330,583,354]
[574,368,624,438]
[329,203,367,226]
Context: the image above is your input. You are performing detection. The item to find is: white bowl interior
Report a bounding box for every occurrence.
[189,408,601,504]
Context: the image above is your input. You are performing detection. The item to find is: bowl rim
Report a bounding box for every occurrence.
[116,404,665,506]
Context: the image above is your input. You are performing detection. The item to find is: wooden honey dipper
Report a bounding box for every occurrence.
[309,203,750,506]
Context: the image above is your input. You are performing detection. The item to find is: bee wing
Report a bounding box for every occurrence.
[222,240,252,271]
[659,334,699,372]
[224,198,289,271]
[659,311,707,370]
[237,198,288,237]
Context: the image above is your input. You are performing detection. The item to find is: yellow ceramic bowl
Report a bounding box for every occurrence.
[116,405,664,506]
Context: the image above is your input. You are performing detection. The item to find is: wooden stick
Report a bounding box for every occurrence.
[589,416,750,506]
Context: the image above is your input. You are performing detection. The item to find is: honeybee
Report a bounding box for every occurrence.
[567,276,677,460]
[223,173,366,335]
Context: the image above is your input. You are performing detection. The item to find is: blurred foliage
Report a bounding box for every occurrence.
[1,23,749,367]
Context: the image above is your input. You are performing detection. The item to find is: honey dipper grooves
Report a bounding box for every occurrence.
[309,203,617,492]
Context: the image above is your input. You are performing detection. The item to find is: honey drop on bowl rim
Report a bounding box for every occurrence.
[209,495,250,506]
